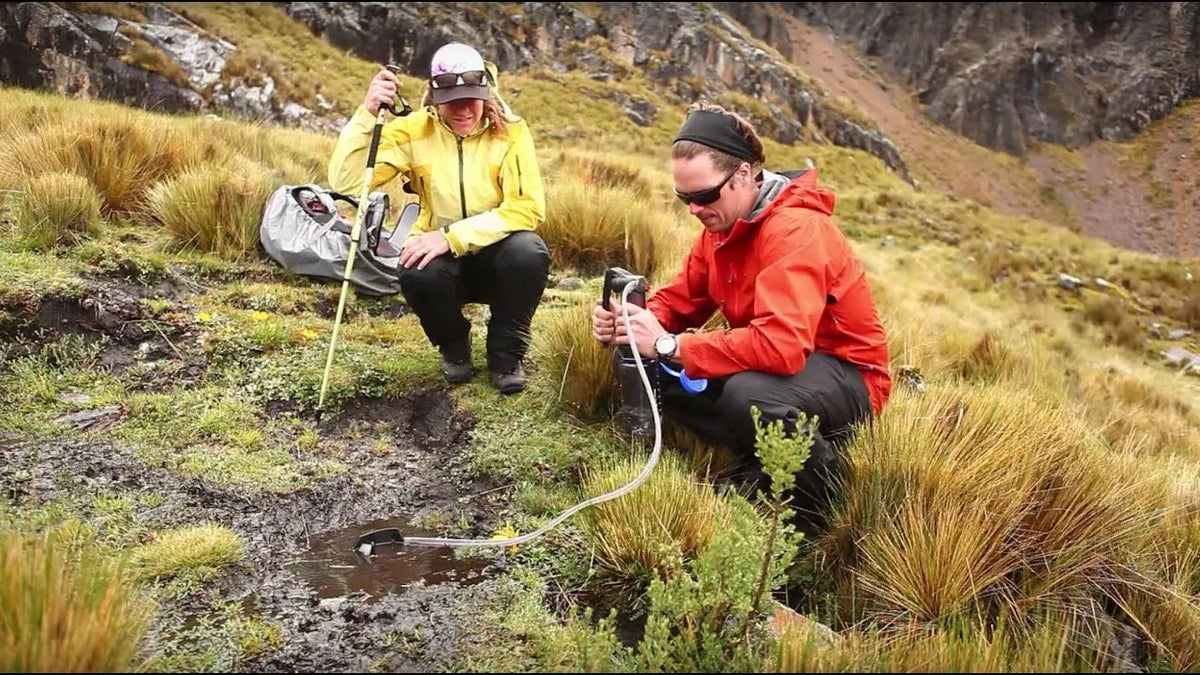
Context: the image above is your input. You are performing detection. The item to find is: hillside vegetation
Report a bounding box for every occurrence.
[2,2,1199,672]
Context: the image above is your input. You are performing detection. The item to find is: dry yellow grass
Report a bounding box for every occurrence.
[813,379,1198,666]
[0,89,332,259]
[540,172,682,281]
[146,155,275,259]
[0,531,152,672]
[0,112,189,215]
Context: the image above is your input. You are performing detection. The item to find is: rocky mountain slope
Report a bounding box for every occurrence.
[3,1,1198,257]
[733,2,1200,259]
[0,2,347,133]
[781,2,1200,157]
[278,1,908,178]
[1,2,910,177]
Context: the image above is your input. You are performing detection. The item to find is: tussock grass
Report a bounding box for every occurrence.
[147,156,275,259]
[0,87,71,138]
[1182,289,1200,329]
[129,524,244,582]
[1114,512,1200,671]
[549,151,653,198]
[0,88,333,259]
[813,380,1199,666]
[61,2,148,23]
[578,453,731,597]
[662,419,744,482]
[0,112,190,215]
[0,531,152,672]
[774,613,1102,672]
[8,172,103,250]
[1082,294,1144,349]
[541,173,680,280]
[529,298,616,421]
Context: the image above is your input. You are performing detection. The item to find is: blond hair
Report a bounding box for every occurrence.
[422,83,516,136]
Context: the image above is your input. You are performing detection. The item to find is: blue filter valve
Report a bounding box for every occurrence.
[659,361,708,394]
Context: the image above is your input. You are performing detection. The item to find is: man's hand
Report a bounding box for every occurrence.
[400,231,451,270]
[592,300,617,344]
[604,302,665,359]
[363,68,401,116]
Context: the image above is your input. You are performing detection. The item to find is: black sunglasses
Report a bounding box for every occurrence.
[673,165,742,206]
[431,70,489,89]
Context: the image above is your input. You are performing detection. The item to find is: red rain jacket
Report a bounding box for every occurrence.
[648,169,892,415]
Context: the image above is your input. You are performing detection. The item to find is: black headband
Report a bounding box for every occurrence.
[673,110,759,163]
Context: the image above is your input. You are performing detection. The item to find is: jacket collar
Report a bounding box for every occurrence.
[714,169,835,245]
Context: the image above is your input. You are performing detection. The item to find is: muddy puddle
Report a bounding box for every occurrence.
[282,517,492,601]
[0,384,514,672]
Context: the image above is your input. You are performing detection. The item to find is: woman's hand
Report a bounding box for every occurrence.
[400,231,451,270]
[363,68,400,116]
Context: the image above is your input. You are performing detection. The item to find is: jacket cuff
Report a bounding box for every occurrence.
[349,105,377,133]
[442,227,467,257]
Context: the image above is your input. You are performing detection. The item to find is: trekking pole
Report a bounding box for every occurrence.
[316,66,411,420]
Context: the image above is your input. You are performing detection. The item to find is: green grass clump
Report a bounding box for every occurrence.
[129,524,244,583]
[578,453,729,593]
[8,172,103,250]
[529,298,617,421]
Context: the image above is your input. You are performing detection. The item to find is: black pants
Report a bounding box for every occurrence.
[658,351,872,533]
[397,231,550,372]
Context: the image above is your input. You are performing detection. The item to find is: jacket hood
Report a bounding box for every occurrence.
[721,168,836,243]
[758,168,836,220]
[748,169,790,220]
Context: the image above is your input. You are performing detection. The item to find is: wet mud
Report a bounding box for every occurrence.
[0,277,207,387]
[0,385,514,672]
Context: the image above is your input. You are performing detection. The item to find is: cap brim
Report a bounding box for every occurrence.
[430,85,491,105]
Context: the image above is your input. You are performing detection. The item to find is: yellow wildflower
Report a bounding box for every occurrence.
[252,311,270,321]
[196,312,212,323]
[491,523,520,554]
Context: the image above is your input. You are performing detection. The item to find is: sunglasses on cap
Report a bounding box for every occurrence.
[430,70,489,89]
[673,165,743,207]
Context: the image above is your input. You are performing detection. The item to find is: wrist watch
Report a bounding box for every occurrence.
[654,333,679,361]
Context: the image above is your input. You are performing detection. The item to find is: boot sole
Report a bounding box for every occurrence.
[442,367,476,384]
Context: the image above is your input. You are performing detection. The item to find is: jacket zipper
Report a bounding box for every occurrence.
[457,136,467,220]
[516,156,523,196]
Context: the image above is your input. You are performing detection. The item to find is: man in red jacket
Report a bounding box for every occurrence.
[592,102,892,532]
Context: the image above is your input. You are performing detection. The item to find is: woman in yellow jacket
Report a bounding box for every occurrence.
[329,43,550,394]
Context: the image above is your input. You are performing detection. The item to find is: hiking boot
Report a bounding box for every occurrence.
[491,364,528,395]
[441,358,475,385]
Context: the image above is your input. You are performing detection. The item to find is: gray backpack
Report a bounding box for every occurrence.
[258,184,418,296]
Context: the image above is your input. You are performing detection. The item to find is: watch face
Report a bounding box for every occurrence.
[656,334,676,356]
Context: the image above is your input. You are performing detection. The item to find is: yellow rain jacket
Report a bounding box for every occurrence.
[327,98,546,257]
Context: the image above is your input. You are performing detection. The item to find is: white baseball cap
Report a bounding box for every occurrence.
[429,43,492,104]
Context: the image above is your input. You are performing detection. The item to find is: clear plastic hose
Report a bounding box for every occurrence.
[403,282,661,548]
